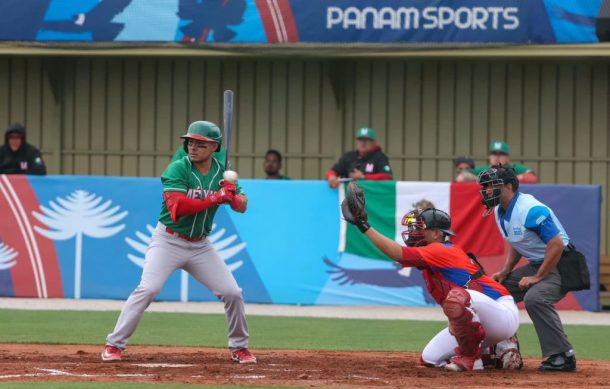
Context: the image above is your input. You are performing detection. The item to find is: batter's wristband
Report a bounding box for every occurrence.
[230,195,244,210]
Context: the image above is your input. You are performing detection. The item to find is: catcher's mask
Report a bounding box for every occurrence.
[477,165,519,211]
[401,208,455,247]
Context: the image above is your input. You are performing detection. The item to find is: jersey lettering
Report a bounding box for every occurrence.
[186,187,203,199]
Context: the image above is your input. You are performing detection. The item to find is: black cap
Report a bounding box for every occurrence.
[5,122,25,136]
[453,156,475,169]
[5,122,26,144]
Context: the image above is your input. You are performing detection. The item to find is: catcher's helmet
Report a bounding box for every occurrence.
[181,121,222,152]
[401,208,455,247]
[477,165,518,210]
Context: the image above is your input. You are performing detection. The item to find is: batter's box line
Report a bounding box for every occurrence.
[132,363,196,368]
[31,368,153,379]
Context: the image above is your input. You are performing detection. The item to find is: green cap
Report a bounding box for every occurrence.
[356,127,376,140]
[489,141,510,155]
[181,121,222,144]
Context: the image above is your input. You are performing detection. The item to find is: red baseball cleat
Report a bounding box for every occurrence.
[101,345,122,362]
[445,355,484,372]
[230,348,257,364]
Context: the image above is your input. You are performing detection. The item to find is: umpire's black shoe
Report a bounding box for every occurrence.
[538,353,576,372]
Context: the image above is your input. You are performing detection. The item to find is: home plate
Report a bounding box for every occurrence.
[132,363,196,368]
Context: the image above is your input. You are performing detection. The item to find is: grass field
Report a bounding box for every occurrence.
[1,309,610,360]
[1,309,609,388]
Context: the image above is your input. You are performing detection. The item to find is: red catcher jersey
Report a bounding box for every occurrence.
[402,242,510,304]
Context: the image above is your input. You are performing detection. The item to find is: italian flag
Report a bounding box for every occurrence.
[339,181,504,261]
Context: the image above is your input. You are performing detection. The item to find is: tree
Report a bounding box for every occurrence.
[33,190,128,299]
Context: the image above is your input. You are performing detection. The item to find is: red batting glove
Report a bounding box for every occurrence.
[215,187,234,204]
[216,180,237,204]
[220,180,236,195]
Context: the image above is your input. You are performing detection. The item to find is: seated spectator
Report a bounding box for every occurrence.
[263,149,290,180]
[326,127,392,188]
[453,156,475,181]
[457,141,537,184]
[0,122,46,175]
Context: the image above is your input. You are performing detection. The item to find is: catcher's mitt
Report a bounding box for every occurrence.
[341,183,370,233]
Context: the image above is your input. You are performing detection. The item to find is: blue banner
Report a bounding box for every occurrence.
[520,184,601,312]
[0,0,604,44]
[0,175,601,311]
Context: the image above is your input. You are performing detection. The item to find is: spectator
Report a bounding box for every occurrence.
[597,0,610,41]
[453,156,475,181]
[457,141,537,183]
[263,149,289,180]
[0,122,46,175]
[326,127,392,188]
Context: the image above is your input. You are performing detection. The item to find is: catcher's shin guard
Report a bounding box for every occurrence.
[442,287,485,372]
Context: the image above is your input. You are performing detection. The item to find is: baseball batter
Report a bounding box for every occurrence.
[101,121,256,364]
[342,187,521,372]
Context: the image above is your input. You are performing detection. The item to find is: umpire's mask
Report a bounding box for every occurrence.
[477,165,518,212]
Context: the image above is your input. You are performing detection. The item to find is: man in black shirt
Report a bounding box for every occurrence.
[0,123,47,175]
[326,127,392,188]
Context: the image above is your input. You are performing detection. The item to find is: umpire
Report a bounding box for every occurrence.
[477,165,588,372]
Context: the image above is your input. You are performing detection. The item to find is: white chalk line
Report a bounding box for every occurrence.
[0,367,155,380]
[348,374,382,381]
[230,374,266,379]
[132,363,196,368]
[0,364,325,381]
[116,374,154,377]
[35,368,73,376]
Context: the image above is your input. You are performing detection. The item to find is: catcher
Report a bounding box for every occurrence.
[341,183,522,372]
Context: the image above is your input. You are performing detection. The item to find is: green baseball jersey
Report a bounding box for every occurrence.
[471,163,533,176]
[158,156,244,238]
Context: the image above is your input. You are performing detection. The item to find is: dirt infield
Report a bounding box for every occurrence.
[1,344,609,388]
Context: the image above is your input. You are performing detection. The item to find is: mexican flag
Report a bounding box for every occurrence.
[339,181,504,260]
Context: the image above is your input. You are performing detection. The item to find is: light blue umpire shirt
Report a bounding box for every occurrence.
[493,192,569,263]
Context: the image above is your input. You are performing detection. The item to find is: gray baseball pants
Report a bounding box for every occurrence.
[502,262,573,357]
[106,222,249,351]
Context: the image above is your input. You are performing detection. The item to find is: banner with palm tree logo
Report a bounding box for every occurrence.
[0,175,601,311]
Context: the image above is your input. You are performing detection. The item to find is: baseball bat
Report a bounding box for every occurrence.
[222,90,238,182]
[223,90,234,170]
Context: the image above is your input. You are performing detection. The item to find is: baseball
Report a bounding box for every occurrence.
[223,170,238,182]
